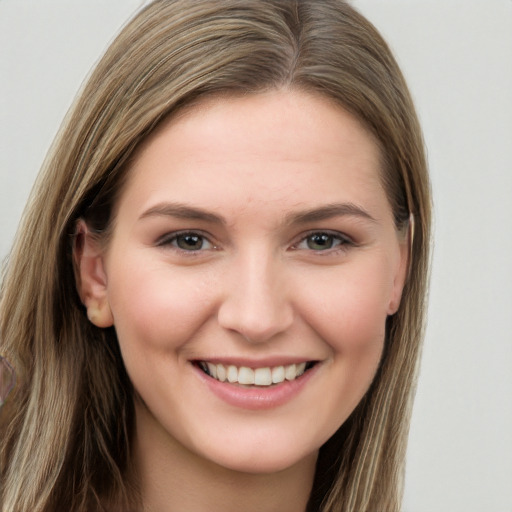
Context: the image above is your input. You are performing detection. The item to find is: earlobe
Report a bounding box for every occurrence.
[86,300,114,328]
[73,220,114,328]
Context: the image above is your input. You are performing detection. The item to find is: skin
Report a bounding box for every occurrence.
[77,89,408,512]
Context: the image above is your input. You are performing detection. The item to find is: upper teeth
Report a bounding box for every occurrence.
[200,362,307,386]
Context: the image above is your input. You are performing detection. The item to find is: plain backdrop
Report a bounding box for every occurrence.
[1,1,511,511]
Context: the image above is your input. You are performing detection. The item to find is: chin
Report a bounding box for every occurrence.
[193,436,320,476]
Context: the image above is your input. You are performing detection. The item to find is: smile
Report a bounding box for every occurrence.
[196,361,316,387]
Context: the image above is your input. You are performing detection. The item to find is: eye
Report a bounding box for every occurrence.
[157,231,215,252]
[294,231,352,252]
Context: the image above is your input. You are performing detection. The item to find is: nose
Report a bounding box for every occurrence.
[217,249,294,343]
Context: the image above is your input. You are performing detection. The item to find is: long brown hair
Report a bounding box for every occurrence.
[0,1,431,510]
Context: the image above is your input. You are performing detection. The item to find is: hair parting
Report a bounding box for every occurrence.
[0,1,431,510]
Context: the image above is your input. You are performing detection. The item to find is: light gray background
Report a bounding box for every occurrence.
[1,1,511,511]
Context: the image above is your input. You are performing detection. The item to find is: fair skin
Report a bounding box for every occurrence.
[77,89,408,512]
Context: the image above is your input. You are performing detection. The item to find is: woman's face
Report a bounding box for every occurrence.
[81,90,408,474]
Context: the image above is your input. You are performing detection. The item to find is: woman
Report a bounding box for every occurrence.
[0,1,431,511]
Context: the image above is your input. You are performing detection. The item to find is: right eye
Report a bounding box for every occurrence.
[157,231,215,252]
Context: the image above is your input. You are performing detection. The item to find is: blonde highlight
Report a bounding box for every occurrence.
[1,1,431,511]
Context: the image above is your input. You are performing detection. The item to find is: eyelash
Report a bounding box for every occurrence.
[156,230,354,255]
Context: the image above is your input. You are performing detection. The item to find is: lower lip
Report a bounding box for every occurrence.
[193,363,320,410]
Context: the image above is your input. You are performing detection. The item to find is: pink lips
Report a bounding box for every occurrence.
[193,361,319,410]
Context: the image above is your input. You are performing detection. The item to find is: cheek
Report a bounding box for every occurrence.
[285,267,390,444]
[106,257,217,353]
[297,259,393,354]
[299,264,392,427]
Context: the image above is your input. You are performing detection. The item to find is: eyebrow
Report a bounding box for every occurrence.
[138,201,376,225]
[139,203,226,224]
[284,203,377,225]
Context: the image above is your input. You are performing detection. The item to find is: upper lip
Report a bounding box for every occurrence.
[192,357,318,369]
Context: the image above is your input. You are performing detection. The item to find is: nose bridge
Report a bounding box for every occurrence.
[217,244,293,342]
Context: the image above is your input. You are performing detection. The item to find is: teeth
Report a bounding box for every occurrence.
[200,361,312,387]
[271,365,285,384]
[238,366,255,385]
[285,364,297,381]
[254,367,272,386]
[227,365,238,383]
[206,362,217,379]
[216,364,227,382]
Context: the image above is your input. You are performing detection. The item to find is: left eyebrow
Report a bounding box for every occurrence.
[284,203,377,225]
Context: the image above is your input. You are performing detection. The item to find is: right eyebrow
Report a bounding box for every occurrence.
[138,202,226,225]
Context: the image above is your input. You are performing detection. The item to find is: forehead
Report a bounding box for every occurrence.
[117,89,390,222]
[139,89,381,164]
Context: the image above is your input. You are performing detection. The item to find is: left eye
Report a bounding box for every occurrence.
[158,232,214,251]
[295,232,351,251]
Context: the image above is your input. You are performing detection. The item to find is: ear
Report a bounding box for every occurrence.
[73,220,114,328]
[387,214,414,315]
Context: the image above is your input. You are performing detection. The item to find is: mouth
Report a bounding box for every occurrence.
[194,361,317,387]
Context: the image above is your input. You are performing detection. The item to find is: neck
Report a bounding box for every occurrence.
[129,399,317,512]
